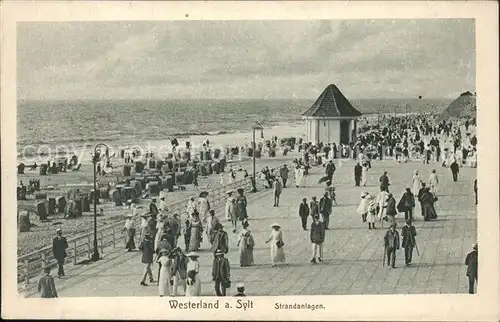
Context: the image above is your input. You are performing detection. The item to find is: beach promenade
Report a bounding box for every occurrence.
[23,157,477,297]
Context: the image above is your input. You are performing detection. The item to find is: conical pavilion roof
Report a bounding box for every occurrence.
[302,84,362,118]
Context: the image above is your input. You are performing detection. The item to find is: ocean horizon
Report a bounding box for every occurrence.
[17,97,451,160]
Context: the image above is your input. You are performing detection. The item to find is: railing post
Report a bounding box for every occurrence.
[24,259,30,285]
[87,235,92,259]
[73,240,77,265]
[41,252,47,272]
[112,226,116,248]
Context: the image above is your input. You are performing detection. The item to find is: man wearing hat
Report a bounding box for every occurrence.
[139,233,155,286]
[52,228,68,278]
[325,160,336,183]
[465,244,478,294]
[310,214,325,264]
[147,212,158,239]
[298,198,310,230]
[354,162,363,187]
[309,196,319,218]
[383,223,400,268]
[379,171,390,192]
[401,219,417,266]
[211,223,229,254]
[385,193,397,225]
[319,192,333,230]
[38,265,58,298]
[212,250,231,296]
[234,283,246,296]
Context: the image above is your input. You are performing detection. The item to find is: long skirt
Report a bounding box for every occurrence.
[361,171,368,186]
[186,274,201,296]
[239,244,254,266]
[422,204,438,220]
[159,265,173,296]
[173,272,187,296]
[270,243,286,265]
[189,227,201,251]
[367,211,376,223]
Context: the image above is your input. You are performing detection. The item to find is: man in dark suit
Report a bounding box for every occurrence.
[354,163,362,187]
[279,165,289,188]
[212,250,231,296]
[299,198,310,230]
[401,220,417,266]
[325,160,336,182]
[384,223,400,268]
[450,160,460,182]
[379,171,390,192]
[319,192,333,230]
[52,228,68,278]
[385,193,397,224]
[465,244,478,294]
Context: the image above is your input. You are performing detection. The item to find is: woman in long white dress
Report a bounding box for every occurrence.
[412,170,422,195]
[265,223,286,267]
[295,166,305,188]
[361,163,369,187]
[185,252,201,296]
[428,170,439,196]
[157,248,173,297]
[197,194,210,224]
[376,190,389,222]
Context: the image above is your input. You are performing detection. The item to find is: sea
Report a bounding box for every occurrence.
[17,98,451,162]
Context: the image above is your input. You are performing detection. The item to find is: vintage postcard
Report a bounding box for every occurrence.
[1,1,499,321]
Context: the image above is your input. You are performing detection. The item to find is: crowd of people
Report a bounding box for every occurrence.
[38,113,478,298]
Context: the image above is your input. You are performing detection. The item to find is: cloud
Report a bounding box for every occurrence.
[17,20,475,100]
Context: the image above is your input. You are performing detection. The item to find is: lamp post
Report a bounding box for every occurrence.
[251,122,264,193]
[91,143,109,262]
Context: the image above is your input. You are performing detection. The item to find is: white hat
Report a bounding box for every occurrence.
[270,223,281,229]
[361,192,368,198]
[236,283,245,289]
[186,252,199,258]
[126,214,134,217]
[226,189,234,195]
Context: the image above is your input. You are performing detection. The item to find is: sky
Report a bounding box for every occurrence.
[17,19,475,100]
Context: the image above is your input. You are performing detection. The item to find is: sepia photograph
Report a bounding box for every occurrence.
[2,1,499,321]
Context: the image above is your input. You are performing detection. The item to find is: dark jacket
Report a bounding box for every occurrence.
[379,174,390,190]
[326,163,336,176]
[212,257,230,281]
[309,201,319,216]
[38,275,58,298]
[386,197,397,215]
[354,164,362,177]
[450,161,459,173]
[139,238,155,264]
[279,166,289,180]
[299,202,310,217]
[418,187,427,202]
[52,236,68,260]
[147,218,157,237]
[310,221,325,244]
[401,224,417,248]
[465,250,478,277]
[384,229,400,249]
[397,192,415,212]
[211,230,229,254]
[319,196,332,215]
[474,179,477,192]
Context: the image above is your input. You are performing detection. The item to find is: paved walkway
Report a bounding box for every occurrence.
[25,157,477,296]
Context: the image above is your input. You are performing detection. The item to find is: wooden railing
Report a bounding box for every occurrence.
[17,163,292,286]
